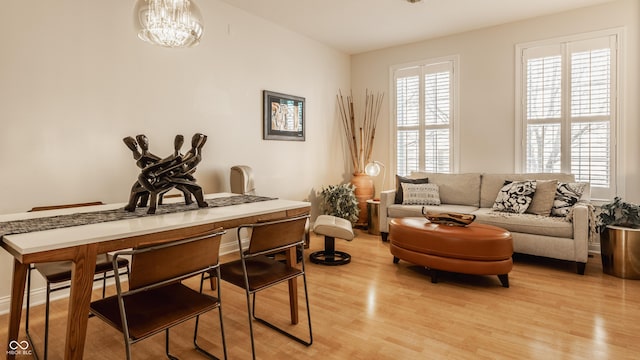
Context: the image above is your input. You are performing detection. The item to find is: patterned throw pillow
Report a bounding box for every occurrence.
[394,175,429,204]
[551,182,587,217]
[492,180,537,213]
[401,183,441,205]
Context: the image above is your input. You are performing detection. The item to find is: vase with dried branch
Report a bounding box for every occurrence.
[337,89,385,173]
[337,89,384,226]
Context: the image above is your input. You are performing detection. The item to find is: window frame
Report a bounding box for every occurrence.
[515,28,625,201]
[390,55,460,177]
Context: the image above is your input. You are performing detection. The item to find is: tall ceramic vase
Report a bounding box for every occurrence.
[350,172,374,226]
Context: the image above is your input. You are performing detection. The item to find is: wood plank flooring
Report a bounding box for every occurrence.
[2,229,640,359]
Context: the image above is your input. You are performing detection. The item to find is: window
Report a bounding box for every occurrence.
[516,31,620,200]
[393,57,458,176]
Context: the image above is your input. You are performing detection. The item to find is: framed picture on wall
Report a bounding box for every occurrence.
[263,90,305,141]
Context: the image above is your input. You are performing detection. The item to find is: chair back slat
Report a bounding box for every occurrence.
[129,228,223,290]
[246,216,307,255]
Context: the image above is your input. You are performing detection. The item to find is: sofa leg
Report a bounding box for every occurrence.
[393,256,400,264]
[576,262,586,275]
[498,274,509,288]
[381,232,388,242]
[430,269,438,284]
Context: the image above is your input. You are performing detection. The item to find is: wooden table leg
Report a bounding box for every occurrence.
[5,259,27,360]
[64,244,97,360]
[286,247,299,325]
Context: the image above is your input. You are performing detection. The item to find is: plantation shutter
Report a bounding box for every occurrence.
[424,63,452,173]
[522,35,616,199]
[524,45,563,173]
[395,61,454,177]
[395,67,420,176]
[569,37,614,190]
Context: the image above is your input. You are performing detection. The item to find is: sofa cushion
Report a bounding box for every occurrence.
[472,208,573,238]
[411,172,482,207]
[401,183,441,205]
[492,181,536,213]
[387,204,479,219]
[525,179,558,216]
[480,173,576,208]
[394,175,429,204]
[551,182,587,217]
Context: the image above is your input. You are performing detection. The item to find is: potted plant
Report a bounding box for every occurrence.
[597,196,640,279]
[319,184,360,225]
[597,196,640,230]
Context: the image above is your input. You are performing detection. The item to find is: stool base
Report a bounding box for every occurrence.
[310,236,351,266]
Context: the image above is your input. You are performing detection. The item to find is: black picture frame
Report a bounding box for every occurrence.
[263,90,305,141]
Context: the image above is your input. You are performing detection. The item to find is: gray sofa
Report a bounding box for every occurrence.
[380,172,592,274]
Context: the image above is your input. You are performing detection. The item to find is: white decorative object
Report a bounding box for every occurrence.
[365,160,386,198]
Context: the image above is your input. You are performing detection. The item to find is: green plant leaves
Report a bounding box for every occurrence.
[319,183,360,224]
[598,196,640,231]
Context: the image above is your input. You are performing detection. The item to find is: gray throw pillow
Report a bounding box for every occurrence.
[525,179,558,216]
[394,175,429,204]
[401,183,441,205]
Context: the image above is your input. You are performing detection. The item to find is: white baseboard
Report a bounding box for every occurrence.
[0,229,244,315]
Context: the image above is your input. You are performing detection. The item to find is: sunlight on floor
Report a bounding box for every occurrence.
[367,286,377,316]
[592,315,609,355]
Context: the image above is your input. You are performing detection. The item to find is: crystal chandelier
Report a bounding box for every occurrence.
[134,0,204,48]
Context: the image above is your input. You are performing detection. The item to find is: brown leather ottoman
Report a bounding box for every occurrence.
[389,218,513,287]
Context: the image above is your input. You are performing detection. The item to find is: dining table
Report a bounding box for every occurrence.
[1,193,311,360]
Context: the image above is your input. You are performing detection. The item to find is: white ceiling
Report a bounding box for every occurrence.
[219,0,616,54]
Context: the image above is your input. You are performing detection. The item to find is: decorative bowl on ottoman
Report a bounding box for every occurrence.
[422,208,476,226]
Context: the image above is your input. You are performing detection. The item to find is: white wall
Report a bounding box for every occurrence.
[0,1,350,302]
[353,0,639,203]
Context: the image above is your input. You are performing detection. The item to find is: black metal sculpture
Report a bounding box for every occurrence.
[124,133,209,214]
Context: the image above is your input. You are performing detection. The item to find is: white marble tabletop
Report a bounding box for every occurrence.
[1,193,310,255]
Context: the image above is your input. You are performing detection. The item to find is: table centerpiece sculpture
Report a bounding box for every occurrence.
[123,133,209,214]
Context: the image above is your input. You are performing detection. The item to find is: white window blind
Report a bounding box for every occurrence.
[394,60,456,176]
[396,72,420,175]
[520,34,618,199]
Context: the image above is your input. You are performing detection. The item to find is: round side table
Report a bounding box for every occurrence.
[366,199,380,235]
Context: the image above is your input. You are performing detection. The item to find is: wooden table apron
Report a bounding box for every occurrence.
[2,198,310,360]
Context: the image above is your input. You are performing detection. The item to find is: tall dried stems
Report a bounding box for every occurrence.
[337,89,384,174]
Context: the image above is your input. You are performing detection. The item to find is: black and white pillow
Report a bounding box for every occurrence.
[492,180,537,213]
[551,182,587,217]
[401,183,441,205]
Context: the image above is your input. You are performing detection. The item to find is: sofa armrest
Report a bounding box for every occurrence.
[571,203,590,263]
[380,190,396,234]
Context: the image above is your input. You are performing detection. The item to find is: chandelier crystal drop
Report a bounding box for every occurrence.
[134,0,204,48]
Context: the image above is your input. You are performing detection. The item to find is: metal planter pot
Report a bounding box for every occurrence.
[601,225,640,279]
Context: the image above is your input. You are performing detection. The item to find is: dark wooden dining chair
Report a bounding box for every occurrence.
[218,215,312,359]
[89,228,227,360]
[25,201,130,360]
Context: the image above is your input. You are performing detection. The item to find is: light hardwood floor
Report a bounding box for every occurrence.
[2,229,640,359]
